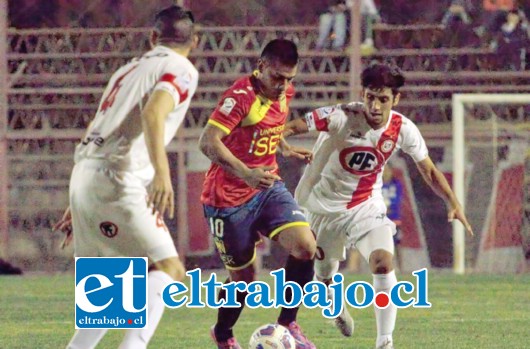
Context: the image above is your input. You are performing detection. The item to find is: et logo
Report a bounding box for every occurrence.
[75,257,147,329]
[339,147,384,175]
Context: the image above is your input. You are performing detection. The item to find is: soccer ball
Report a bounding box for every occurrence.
[248,323,296,349]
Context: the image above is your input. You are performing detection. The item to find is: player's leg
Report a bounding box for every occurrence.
[257,182,316,348]
[204,202,260,349]
[67,163,184,349]
[210,265,254,349]
[356,225,397,349]
[116,200,185,349]
[66,164,110,349]
[119,257,185,349]
[316,12,334,50]
[332,11,347,50]
[311,211,354,337]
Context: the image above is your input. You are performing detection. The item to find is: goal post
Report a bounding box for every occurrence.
[452,93,530,274]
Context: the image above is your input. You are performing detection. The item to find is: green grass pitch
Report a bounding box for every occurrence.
[1,271,529,348]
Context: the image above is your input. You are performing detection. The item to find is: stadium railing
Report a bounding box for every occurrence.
[4,25,529,271]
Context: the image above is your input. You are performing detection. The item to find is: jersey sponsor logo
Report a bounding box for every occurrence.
[233,89,248,95]
[75,257,147,329]
[339,146,384,175]
[248,130,282,157]
[100,221,119,238]
[219,97,236,115]
[380,139,395,153]
[81,135,105,147]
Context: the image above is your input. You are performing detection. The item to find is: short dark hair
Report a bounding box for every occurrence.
[361,61,405,95]
[154,6,195,45]
[260,39,299,67]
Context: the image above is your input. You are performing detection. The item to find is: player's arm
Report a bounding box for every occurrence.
[199,124,280,189]
[284,102,365,137]
[415,156,474,236]
[278,136,313,163]
[283,117,310,137]
[142,89,175,219]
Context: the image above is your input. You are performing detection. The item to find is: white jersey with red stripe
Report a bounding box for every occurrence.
[74,45,198,177]
[295,104,428,214]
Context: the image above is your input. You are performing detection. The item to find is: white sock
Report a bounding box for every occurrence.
[373,270,397,347]
[66,329,108,349]
[118,270,173,349]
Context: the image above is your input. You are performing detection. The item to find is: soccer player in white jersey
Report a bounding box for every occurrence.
[52,6,198,349]
[284,62,474,349]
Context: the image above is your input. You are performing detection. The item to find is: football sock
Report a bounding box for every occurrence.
[373,270,397,347]
[66,329,108,349]
[119,270,173,349]
[214,278,248,342]
[277,255,315,326]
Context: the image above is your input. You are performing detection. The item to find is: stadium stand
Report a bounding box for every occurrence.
[5,20,530,271]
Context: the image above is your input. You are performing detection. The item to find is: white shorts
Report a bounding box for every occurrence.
[69,160,178,262]
[308,198,396,263]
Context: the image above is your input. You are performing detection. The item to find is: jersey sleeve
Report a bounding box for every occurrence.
[304,105,348,134]
[208,89,251,135]
[400,119,429,162]
[153,62,195,108]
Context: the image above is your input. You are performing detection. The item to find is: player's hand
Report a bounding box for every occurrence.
[282,146,313,164]
[52,207,73,249]
[340,102,365,116]
[243,165,281,190]
[148,172,174,219]
[448,203,474,236]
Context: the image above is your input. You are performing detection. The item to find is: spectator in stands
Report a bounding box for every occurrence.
[475,0,516,48]
[496,8,529,69]
[359,0,381,50]
[441,0,473,27]
[441,0,476,47]
[316,0,349,51]
[316,0,381,52]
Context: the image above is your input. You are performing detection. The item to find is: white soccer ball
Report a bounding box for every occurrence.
[248,323,296,349]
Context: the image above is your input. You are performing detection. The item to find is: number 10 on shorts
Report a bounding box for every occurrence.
[75,257,148,329]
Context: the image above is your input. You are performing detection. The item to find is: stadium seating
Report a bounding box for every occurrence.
[5,24,530,270]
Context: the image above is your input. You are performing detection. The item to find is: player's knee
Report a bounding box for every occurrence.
[291,238,317,260]
[369,249,394,274]
[152,257,185,281]
[230,265,256,283]
[172,260,186,281]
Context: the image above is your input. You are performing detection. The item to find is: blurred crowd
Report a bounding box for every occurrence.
[6,0,530,70]
[6,0,529,28]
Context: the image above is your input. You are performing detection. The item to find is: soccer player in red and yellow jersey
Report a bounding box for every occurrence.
[199,39,316,349]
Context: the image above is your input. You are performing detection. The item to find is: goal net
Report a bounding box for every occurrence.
[452,94,529,274]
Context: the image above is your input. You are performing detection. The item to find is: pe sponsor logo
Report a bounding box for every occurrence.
[75,257,147,329]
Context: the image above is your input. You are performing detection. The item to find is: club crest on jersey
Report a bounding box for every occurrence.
[219,97,236,115]
[339,146,384,175]
[100,222,119,238]
[380,139,395,153]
